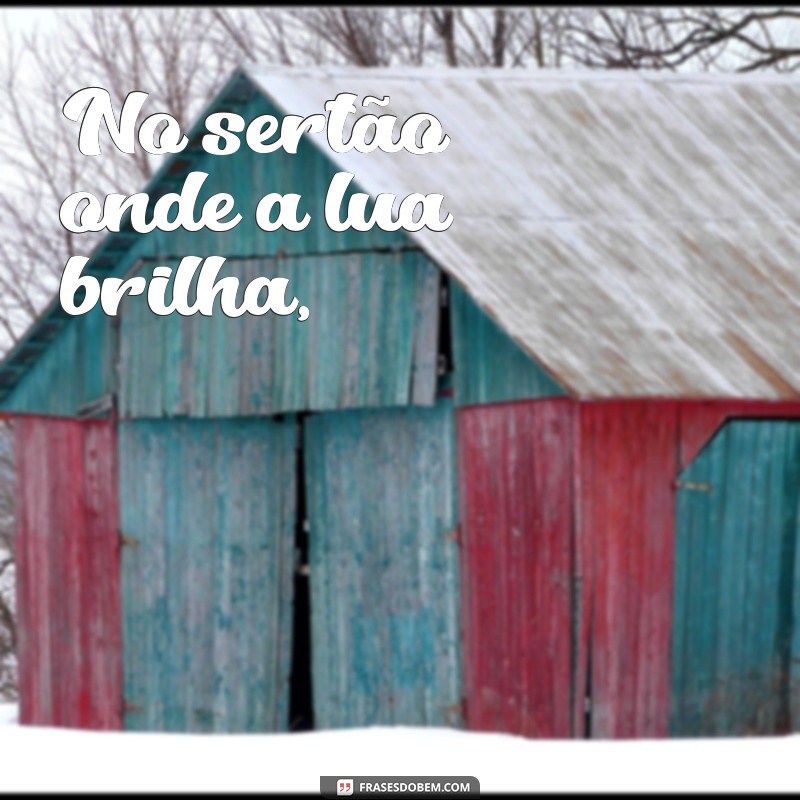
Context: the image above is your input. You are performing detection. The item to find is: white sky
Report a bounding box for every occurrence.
[2,7,91,33]
[2,7,62,34]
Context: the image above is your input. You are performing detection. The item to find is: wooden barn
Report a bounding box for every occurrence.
[2,66,800,738]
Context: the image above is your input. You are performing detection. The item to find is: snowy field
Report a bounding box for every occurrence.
[2,704,800,792]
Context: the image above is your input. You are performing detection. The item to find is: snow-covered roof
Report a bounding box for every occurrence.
[3,66,800,401]
[249,65,800,399]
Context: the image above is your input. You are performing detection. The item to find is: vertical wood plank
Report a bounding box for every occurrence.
[575,401,678,738]
[304,401,461,729]
[14,416,121,729]
[457,399,573,738]
[119,417,296,732]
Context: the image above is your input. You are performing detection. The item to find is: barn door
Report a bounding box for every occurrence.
[14,416,121,729]
[670,419,800,736]
[456,400,573,738]
[118,418,297,732]
[303,401,462,728]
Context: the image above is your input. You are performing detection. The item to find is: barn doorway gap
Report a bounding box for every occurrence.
[584,624,593,739]
[288,412,314,732]
[437,272,453,382]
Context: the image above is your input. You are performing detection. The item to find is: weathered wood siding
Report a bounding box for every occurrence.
[0,87,413,417]
[1,311,116,417]
[457,399,573,737]
[118,418,297,732]
[449,282,565,406]
[15,416,121,729]
[671,419,800,736]
[574,401,679,738]
[118,251,440,418]
[303,401,462,728]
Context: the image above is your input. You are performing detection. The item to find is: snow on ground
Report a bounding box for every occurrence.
[1,703,800,793]
[0,702,16,725]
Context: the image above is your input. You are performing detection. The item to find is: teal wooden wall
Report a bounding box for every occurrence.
[119,418,297,732]
[449,282,565,406]
[0,309,115,416]
[118,251,440,418]
[0,89,408,417]
[303,400,463,728]
[134,91,406,261]
[670,419,800,736]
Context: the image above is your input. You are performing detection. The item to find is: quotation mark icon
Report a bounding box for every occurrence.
[337,778,354,796]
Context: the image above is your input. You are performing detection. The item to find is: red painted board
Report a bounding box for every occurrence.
[14,416,121,729]
[574,401,678,738]
[457,399,573,738]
